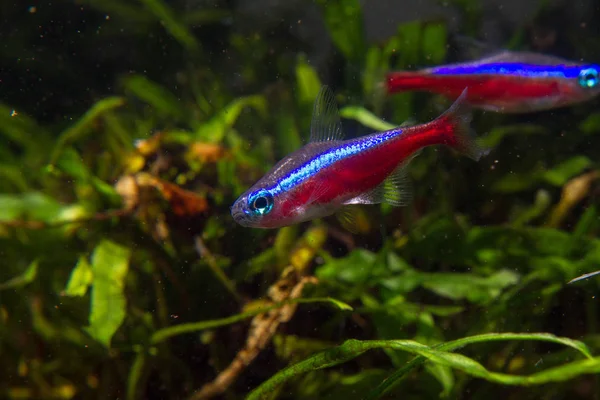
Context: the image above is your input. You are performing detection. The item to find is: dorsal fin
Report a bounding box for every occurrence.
[343,150,421,207]
[450,35,577,66]
[309,86,344,143]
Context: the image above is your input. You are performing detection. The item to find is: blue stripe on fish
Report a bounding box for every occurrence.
[269,129,402,195]
[429,63,590,78]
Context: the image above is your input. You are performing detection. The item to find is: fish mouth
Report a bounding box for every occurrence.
[231,202,251,226]
[232,211,245,223]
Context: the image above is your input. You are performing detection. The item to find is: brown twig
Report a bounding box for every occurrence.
[189,268,318,400]
[189,225,327,400]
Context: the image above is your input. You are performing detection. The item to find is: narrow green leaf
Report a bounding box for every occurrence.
[248,333,593,400]
[195,95,267,142]
[63,256,94,297]
[85,240,131,347]
[0,260,39,291]
[368,332,593,398]
[340,106,396,132]
[0,103,49,152]
[479,124,547,148]
[123,75,185,120]
[151,297,351,344]
[138,0,200,51]
[49,97,125,166]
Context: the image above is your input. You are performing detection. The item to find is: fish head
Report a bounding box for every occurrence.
[231,185,281,228]
[567,64,600,101]
[231,143,338,229]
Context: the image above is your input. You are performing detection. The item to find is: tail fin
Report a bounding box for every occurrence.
[436,89,488,161]
[386,71,432,94]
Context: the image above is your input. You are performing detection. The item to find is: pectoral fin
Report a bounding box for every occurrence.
[343,151,420,207]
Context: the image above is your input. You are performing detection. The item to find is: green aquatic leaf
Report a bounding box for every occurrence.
[138,0,199,51]
[150,297,352,344]
[579,112,600,135]
[339,106,395,132]
[247,333,592,400]
[195,95,267,143]
[0,260,39,291]
[422,22,447,64]
[63,256,94,297]
[123,75,186,120]
[479,124,547,148]
[315,0,366,63]
[425,362,454,397]
[542,156,592,186]
[0,192,62,222]
[56,148,120,201]
[296,56,322,108]
[403,269,520,304]
[49,97,125,166]
[315,248,378,285]
[85,240,131,347]
[0,103,48,152]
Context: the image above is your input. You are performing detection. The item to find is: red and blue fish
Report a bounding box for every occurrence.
[231,87,484,229]
[386,51,600,113]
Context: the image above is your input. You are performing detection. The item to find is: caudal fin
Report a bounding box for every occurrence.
[386,71,437,94]
[436,89,487,161]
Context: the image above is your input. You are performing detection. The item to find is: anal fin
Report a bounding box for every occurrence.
[336,206,371,234]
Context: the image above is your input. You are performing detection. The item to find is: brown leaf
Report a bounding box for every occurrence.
[187,142,228,163]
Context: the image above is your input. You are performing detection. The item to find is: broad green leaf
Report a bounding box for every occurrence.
[0,260,39,291]
[0,192,62,222]
[85,240,131,347]
[315,248,378,285]
[403,269,520,304]
[63,256,94,297]
[542,156,592,186]
[296,56,322,108]
[315,0,366,63]
[422,22,447,64]
[491,171,540,193]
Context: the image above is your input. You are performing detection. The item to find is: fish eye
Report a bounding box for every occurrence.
[578,68,599,88]
[248,190,274,216]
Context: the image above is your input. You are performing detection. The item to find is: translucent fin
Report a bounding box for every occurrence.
[335,206,371,234]
[309,86,344,143]
[437,89,488,161]
[399,118,417,127]
[336,206,360,234]
[451,35,505,61]
[344,151,420,207]
[450,35,576,66]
